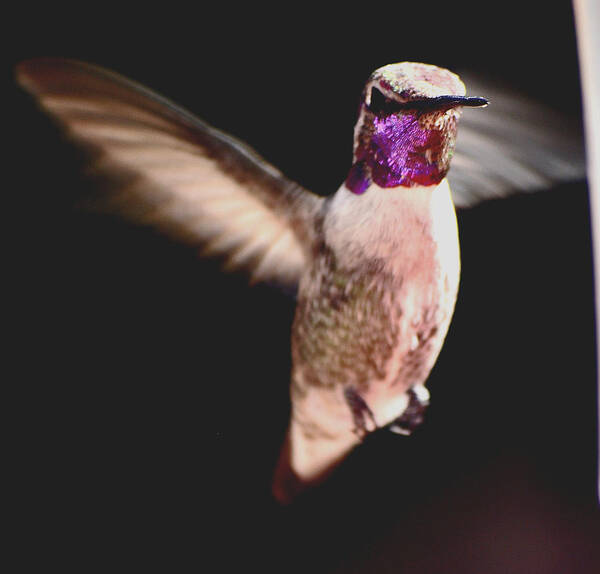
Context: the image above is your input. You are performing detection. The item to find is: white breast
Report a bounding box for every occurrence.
[324,178,460,283]
[323,178,461,425]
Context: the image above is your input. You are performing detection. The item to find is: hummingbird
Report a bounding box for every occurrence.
[15,59,583,504]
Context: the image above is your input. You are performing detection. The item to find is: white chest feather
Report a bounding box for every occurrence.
[320,179,461,425]
[324,178,460,287]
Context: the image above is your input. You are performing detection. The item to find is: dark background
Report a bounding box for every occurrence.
[9,1,599,572]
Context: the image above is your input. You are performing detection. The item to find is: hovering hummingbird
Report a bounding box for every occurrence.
[15,59,584,504]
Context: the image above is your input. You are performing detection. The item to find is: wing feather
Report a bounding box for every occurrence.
[16,58,324,288]
[451,74,586,207]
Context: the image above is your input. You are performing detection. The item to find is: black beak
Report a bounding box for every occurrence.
[440,95,489,108]
[407,95,489,111]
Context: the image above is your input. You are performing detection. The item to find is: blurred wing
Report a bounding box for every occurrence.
[450,74,586,208]
[16,58,324,288]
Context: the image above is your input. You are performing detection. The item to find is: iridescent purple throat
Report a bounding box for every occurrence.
[346,110,454,194]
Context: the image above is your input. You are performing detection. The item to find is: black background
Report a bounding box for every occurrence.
[9,1,599,572]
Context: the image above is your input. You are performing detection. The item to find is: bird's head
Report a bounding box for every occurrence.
[347,62,487,194]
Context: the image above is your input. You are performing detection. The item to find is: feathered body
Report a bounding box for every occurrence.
[276,178,460,499]
[273,64,474,499]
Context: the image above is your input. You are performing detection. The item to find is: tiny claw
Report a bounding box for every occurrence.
[388,384,430,435]
[344,386,377,438]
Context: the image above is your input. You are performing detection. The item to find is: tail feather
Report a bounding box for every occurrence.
[272,418,359,504]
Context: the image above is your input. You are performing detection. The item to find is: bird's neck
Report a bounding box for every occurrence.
[346,108,458,194]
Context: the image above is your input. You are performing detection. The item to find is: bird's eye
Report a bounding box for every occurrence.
[368,87,398,115]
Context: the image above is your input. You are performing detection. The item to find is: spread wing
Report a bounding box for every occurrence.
[450,75,586,208]
[16,58,324,288]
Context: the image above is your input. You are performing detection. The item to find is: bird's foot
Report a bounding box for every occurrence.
[343,386,377,439]
[388,384,430,435]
